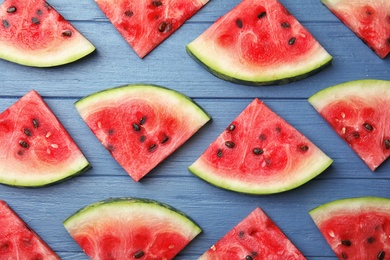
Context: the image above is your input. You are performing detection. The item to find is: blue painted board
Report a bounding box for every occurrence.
[0,0,389,259]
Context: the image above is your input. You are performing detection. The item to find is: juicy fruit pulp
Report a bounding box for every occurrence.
[309,197,390,259]
[95,0,209,58]
[189,98,332,194]
[321,0,390,59]
[308,79,390,171]
[0,200,60,259]
[75,84,210,182]
[186,0,332,85]
[63,198,202,259]
[199,207,306,259]
[0,0,95,67]
[0,90,90,187]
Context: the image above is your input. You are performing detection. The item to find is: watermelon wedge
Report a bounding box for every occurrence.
[0,0,95,67]
[0,200,60,259]
[321,0,390,59]
[94,0,209,58]
[199,207,306,259]
[0,90,90,187]
[189,98,332,194]
[308,79,390,171]
[309,196,390,259]
[63,198,201,259]
[75,84,211,182]
[186,0,333,86]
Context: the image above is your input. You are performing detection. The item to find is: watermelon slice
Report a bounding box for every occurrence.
[186,0,333,86]
[0,0,95,67]
[308,79,390,171]
[321,0,390,59]
[75,84,210,182]
[199,207,306,259]
[0,90,90,187]
[189,98,332,194]
[63,198,201,259]
[0,200,60,259]
[94,0,209,58]
[309,196,390,259]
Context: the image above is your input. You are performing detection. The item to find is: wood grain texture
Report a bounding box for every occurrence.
[0,0,389,259]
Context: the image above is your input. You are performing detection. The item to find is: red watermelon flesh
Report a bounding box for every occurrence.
[0,0,95,67]
[309,197,390,260]
[189,98,332,194]
[0,90,90,187]
[308,79,390,171]
[321,0,390,59]
[0,200,60,259]
[186,0,332,85]
[75,84,210,182]
[95,0,209,58]
[199,207,306,259]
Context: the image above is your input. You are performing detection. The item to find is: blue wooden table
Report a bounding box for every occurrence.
[1,0,389,259]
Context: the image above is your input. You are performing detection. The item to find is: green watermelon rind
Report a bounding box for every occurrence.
[186,45,333,86]
[309,196,390,226]
[308,79,390,110]
[0,159,91,188]
[74,83,211,122]
[189,154,332,194]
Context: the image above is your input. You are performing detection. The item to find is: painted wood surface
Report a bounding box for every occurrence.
[0,0,389,259]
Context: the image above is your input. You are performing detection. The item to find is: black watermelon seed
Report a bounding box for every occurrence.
[281,22,290,28]
[227,124,235,131]
[299,145,309,152]
[161,136,169,144]
[36,9,42,15]
[363,123,373,131]
[17,150,24,156]
[288,37,296,45]
[151,1,162,7]
[352,131,360,139]
[217,149,223,158]
[341,240,352,246]
[7,6,16,13]
[253,148,263,155]
[259,134,267,141]
[236,18,243,28]
[139,135,146,143]
[158,21,167,32]
[133,123,141,132]
[31,17,40,25]
[367,236,375,243]
[134,250,145,258]
[2,20,10,28]
[258,11,266,19]
[32,118,39,128]
[107,129,115,135]
[19,140,29,148]
[225,141,235,148]
[139,116,147,125]
[238,230,245,238]
[341,252,348,259]
[245,255,253,260]
[385,139,390,149]
[62,30,72,37]
[125,10,134,17]
[24,128,32,137]
[378,251,385,260]
[148,144,157,152]
[387,38,390,45]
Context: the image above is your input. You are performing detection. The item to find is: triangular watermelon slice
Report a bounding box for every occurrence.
[0,200,60,259]
[63,198,202,259]
[309,197,390,259]
[308,79,390,171]
[199,207,306,259]
[0,0,95,67]
[186,0,333,86]
[0,90,90,187]
[94,0,209,58]
[75,84,211,182]
[321,0,390,59]
[189,98,332,194]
